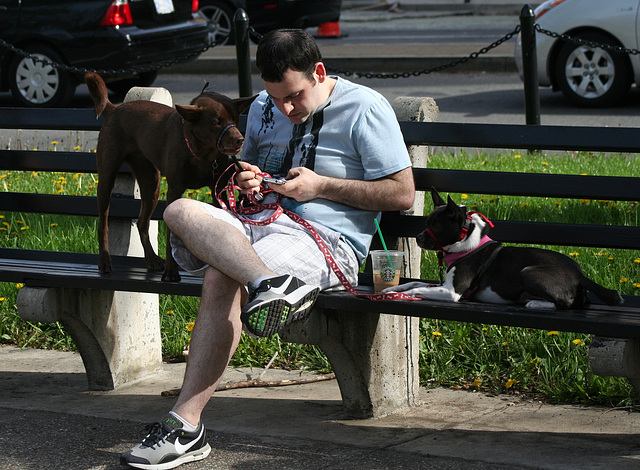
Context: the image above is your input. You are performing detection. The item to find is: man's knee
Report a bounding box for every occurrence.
[164,198,197,231]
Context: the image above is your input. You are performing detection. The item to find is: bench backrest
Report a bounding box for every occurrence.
[1,108,638,258]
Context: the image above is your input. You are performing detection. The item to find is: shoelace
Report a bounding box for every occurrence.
[141,422,174,448]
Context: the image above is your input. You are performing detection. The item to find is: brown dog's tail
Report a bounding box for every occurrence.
[84,72,115,118]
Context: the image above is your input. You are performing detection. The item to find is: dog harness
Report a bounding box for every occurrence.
[424,212,503,298]
[215,164,420,301]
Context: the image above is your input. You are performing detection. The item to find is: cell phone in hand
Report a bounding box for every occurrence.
[263,176,288,185]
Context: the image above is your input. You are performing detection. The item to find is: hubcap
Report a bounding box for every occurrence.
[16,54,60,104]
[564,46,615,99]
[199,6,232,45]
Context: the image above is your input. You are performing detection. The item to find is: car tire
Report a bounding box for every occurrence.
[199,1,236,46]
[8,45,76,107]
[105,71,160,96]
[554,32,632,107]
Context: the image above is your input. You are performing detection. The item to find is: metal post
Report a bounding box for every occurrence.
[520,4,540,125]
[234,8,252,97]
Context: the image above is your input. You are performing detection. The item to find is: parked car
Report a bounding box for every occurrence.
[198,0,342,45]
[0,0,209,107]
[514,0,640,107]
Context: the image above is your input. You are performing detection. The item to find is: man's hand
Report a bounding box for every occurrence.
[234,161,263,194]
[268,166,415,212]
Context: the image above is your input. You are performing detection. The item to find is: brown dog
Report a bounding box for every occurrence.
[85,72,256,281]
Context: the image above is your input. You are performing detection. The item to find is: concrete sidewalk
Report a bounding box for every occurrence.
[2,345,639,470]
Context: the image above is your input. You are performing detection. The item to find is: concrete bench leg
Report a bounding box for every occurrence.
[281,309,420,418]
[18,287,162,390]
[589,336,640,398]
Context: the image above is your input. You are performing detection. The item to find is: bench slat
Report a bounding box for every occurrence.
[400,121,640,152]
[0,108,102,131]
[1,247,637,339]
[0,150,98,173]
[381,213,640,250]
[414,168,640,201]
[0,193,166,219]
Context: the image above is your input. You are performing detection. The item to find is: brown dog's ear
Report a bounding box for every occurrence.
[175,104,202,123]
[431,187,446,208]
[234,95,258,114]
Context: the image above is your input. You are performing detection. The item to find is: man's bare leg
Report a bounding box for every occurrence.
[171,267,245,426]
[164,198,275,284]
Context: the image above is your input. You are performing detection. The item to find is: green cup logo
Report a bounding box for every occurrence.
[380,263,396,282]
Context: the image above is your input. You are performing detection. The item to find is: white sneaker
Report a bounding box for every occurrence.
[241,275,320,337]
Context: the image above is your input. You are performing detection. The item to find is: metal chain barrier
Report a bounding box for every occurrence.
[0,35,227,78]
[325,25,522,79]
[535,24,640,56]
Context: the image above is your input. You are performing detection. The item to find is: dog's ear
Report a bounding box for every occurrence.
[431,187,446,208]
[234,95,258,115]
[175,104,202,123]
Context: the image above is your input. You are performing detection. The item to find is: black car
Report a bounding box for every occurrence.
[198,0,342,45]
[0,0,210,107]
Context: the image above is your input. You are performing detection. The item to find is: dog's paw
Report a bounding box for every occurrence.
[383,281,428,293]
[525,300,556,309]
[146,255,166,272]
[162,268,181,283]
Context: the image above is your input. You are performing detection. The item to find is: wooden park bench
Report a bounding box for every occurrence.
[0,95,638,419]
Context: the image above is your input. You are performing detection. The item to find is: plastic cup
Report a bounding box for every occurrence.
[370,250,404,293]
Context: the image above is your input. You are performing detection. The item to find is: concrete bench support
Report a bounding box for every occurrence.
[16,87,171,390]
[589,336,640,397]
[282,97,439,418]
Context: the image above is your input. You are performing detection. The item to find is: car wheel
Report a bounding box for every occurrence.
[199,1,236,46]
[105,71,160,96]
[8,45,76,107]
[554,32,632,107]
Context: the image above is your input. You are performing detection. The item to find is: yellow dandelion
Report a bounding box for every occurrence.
[50,223,58,227]
[573,339,583,345]
[581,199,591,204]
[16,283,24,289]
[620,278,628,283]
[20,226,29,231]
[432,331,442,337]
[505,379,519,389]
[530,358,540,364]
[502,341,508,346]
[461,194,468,200]
[634,259,640,264]
[514,154,522,159]
[569,252,579,257]
[542,161,549,166]
[165,310,174,315]
[74,146,81,151]
[51,141,59,145]
[185,321,195,332]
[548,331,559,336]
[473,379,482,387]
[633,283,640,289]
[0,297,5,301]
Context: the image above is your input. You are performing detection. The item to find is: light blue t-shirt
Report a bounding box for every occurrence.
[242,77,411,264]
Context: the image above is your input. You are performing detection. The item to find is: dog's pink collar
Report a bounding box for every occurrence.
[444,235,494,267]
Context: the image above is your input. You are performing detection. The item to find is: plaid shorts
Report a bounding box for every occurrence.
[170,201,359,290]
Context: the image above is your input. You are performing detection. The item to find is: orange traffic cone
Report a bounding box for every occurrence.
[315,22,347,39]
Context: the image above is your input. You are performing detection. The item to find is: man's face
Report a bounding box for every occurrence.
[263,65,322,125]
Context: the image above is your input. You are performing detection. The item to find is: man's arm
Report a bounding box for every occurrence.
[274,166,415,212]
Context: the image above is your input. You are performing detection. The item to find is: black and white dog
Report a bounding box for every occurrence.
[385,188,623,309]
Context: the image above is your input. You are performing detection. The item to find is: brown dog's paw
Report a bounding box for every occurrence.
[161,266,181,283]
[146,255,166,273]
[98,253,112,275]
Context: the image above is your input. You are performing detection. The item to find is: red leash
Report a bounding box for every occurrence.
[215,165,420,301]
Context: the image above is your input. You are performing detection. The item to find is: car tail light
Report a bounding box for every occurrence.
[192,0,199,13]
[535,0,566,19]
[100,0,134,26]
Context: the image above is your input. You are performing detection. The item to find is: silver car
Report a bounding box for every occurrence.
[514,0,640,107]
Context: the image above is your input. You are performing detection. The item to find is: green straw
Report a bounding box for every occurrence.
[374,219,395,272]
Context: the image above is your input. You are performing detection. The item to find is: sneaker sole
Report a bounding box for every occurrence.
[125,444,211,470]
[242,286,320,337]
